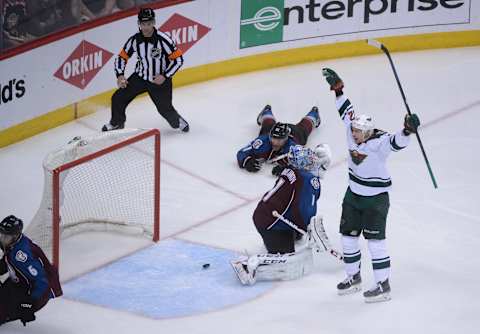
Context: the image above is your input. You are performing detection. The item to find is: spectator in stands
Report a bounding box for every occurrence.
[70,0,135,21]
[117,0,136,11]
[82,0,117,18]
[2,0,35,49]
[135,0,160,5]
[70,0,94,22]
[25,0,69,37]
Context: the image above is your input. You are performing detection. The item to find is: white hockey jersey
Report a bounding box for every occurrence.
[336,95,410,196]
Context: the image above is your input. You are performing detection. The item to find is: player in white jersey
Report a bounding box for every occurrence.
[322,68,420,303]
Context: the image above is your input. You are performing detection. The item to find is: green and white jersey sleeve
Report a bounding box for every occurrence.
[336,95,411,196]
[336,94,355,127]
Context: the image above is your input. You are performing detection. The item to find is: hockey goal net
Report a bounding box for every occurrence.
[26,129,160,268]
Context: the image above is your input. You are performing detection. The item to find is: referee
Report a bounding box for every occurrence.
[102,8,189,132]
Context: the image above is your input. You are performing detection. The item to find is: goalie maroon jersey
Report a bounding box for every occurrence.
[253,167,321,232]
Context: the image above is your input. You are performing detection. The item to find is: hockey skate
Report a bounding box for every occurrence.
[101,122,124,132]
[178,115,190,132]
[305,106,321,128]
[337,272,362,295]
[363,279,391,303]
[230,258,256,285]
[256,104,274,126]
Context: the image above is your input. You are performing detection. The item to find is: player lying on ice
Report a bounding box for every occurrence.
[237,104,321,177]
[231,144,341,285]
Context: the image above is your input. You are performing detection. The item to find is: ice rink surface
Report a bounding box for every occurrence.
[1,46,479,333]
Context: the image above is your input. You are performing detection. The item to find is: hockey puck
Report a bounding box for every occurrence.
[202,263,210,269]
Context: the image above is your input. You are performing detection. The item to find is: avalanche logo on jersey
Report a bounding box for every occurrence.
[15,250,28,262]
[349,149,367,165]
[252,139,263,150]
[310,177,320,190]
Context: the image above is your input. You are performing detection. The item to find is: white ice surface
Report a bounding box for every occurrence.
[1,46,479,333]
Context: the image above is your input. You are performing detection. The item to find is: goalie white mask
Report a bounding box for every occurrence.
[287,144,332,178]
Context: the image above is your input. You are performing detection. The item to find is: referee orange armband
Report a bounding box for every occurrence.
[119,49,129,60]
[168,49,183,60]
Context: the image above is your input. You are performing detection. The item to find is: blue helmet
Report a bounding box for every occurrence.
[287,144,332,178]
[288,145,315,170]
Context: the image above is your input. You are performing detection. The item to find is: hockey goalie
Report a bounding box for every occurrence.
[231,144,340,285]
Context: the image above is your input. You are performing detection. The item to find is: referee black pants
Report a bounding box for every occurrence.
[110,73,181,128]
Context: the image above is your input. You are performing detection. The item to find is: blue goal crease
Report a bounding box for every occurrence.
[63,239,272,319]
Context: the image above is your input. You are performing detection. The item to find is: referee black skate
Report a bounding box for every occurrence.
[102,7,189,132]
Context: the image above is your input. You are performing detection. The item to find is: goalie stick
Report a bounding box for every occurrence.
[271,210,343,261]
[266,153,288,164]
[366,39,438,189]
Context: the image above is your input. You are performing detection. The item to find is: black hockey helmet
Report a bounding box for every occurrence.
[0,215,23,236]
[270,122,291,140]
[138,8,155,22]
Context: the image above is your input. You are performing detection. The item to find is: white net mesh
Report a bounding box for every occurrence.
[26,129,159,264]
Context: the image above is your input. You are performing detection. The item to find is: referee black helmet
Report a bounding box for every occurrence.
[138,8,155,22]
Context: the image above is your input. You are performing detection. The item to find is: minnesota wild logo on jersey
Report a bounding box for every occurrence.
[349,150,367,165]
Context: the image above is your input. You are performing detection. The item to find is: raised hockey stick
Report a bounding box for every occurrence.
[271,210,343,261]
[367,39,438,189]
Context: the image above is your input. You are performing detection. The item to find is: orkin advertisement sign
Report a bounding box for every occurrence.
[54,40,113,89]
[159,13,211,53]
[240,0,471,48]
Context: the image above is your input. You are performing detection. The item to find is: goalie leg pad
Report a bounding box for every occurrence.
[230,260,256,286]
[231,249,314,285]
[254,249,313,282]
[307,216,331,252]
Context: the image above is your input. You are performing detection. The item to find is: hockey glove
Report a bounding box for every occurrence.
[322,68,344,96]
[271,165,285,177]
[244,156,261,173]
[18,298,35,326]
[403,114,420,135]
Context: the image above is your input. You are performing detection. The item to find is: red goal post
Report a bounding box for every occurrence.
[27,129,160,268]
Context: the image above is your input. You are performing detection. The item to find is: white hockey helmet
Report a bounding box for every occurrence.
[351,114,374,141]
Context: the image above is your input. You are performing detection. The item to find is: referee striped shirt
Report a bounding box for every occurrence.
[114,29,184,81]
